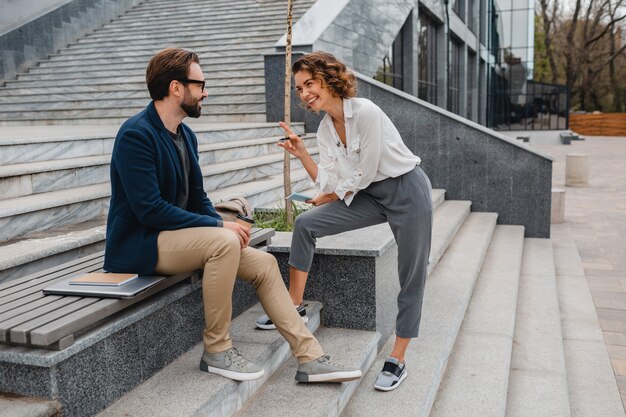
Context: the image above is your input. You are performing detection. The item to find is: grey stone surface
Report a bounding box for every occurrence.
[0,276,260,417]
[98,302,323,417]
[430,225,525,417]
[343,213,498,417]
[505,239,570,417]
[0,392,61,417]
[232,327,380,417]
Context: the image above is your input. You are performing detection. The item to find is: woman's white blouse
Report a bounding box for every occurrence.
[314,97,421,205]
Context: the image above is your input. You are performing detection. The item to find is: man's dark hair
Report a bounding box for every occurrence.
[146,48,199,100]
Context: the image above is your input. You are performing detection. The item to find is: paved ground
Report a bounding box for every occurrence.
[507,131,626,411]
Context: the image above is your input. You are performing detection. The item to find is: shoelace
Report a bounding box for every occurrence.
[318,355,339,366]
[226,347,250,367]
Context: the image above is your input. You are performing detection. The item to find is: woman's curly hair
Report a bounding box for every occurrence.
[292,51,357,103]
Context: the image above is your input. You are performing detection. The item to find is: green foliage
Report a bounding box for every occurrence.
[254,201,310,232]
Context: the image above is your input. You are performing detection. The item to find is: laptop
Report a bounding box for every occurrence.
[43,275,166,299]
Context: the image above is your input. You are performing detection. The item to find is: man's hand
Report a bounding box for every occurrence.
[309,192,339,206]
[223,221,251,248]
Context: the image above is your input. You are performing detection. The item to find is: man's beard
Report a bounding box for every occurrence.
[181,90,201,118]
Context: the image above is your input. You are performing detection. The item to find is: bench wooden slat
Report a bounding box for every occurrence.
[10,298,100,344]
[0,297,81,342]
[0,258,103,302]
[0,295,62,322]
[0,263,103,307]
[0,292,46,315]
[0,252,104,292]
[30,270,198,347]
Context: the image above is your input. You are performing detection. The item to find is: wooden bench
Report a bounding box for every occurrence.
[0,228,274,351]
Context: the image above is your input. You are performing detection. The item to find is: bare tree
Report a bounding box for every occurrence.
[283,0,294,226]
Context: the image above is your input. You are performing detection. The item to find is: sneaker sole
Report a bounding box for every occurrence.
[199,360,265,381]
[295,369,362,383]
[255,315,309,330]
[374,369,407,391]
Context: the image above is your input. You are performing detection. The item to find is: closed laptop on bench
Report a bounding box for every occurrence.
[43,275,166,298]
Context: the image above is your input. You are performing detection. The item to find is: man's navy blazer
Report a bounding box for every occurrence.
[104,101,222,274]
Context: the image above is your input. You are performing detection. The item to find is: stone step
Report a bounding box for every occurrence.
[0,84,262,101]
[429,225,525,417]
[0,183,110,244]
[96,301,325,417]
[54,38,278,57]
[0,94,265,113]
[25,60,264,77]
[0,123,295,164]
[342,212,498,417]
[73,27,282,46]
[35,52,264,70]
[0,155,109,200]
[505,239,571,417]
[233,328,380,417]
[551,225,626,417]
[0,221,106,284]
[202,147,319,192]
[0,393,61,417]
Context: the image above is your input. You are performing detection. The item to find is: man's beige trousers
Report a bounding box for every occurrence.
[154,227,323,363]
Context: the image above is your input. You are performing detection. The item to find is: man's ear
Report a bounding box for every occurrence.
[169,80,183,97]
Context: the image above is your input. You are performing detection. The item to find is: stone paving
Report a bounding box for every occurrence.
[510,132,626,411]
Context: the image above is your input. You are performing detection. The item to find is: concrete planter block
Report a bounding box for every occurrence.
[565,154,589,187]
[551,188,565,224]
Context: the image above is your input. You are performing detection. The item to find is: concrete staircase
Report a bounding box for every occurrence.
[90,189,623,417]
[0,0,315,126]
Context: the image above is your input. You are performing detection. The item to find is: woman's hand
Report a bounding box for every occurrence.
[309,192,339,206]
[223,221,251,249]
[277,121,308,158]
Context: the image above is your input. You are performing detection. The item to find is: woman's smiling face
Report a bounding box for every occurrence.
[294,70,335,112]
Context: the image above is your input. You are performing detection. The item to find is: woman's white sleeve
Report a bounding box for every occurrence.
[334,104,383,204]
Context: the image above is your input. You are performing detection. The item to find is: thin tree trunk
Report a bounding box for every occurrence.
[284,0,294,226]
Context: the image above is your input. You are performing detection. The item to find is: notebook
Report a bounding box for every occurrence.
[69,272,138,286]
[43,275,165,299]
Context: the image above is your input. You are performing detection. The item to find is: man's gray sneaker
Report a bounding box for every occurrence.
[374,357,407,391]
[295,355,362,382]
[255,303,308,330]
[199,347,264,381]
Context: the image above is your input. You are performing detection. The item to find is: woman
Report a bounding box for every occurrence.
[256,51,433,391]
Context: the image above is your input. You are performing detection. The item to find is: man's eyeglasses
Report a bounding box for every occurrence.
[178,78,206,91]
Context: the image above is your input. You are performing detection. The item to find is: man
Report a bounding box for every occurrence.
[104,48,361,383]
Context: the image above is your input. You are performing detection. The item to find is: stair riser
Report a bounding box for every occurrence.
[45,47,268,63]
[0,95,265,112]
[0,198,109,243]
[198,137,315,165]
[16,69,263,82]
[0,139,112,165]
[56,38,278,56]
[0,166,109,200]
[0,113,266,126]
[31,58,263,74]
[1,79,264,95]
[204,159,306,191]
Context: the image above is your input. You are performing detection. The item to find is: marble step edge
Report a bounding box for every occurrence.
[0,96,266,112]
[202,146,319,177]
[14,71,265,84]
[0,103,266,118]
[0,155,110,178]
[96,301,325,417]
[429,225,525,417]
[551,229,626,417]
[67,32,284,50]
[0,122,295,146]
[0,113,268,127]
[29,59,265,74]
[75,26,284,43]
[55,39,278,56]
[504,238,571,417]
[0,224,106,273]
[114,4,312,21]
[342,212,499,417]
[233,327,380,417]
[0,183,110,219]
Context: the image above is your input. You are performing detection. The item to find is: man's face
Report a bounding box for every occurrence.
[180,63,208,118]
